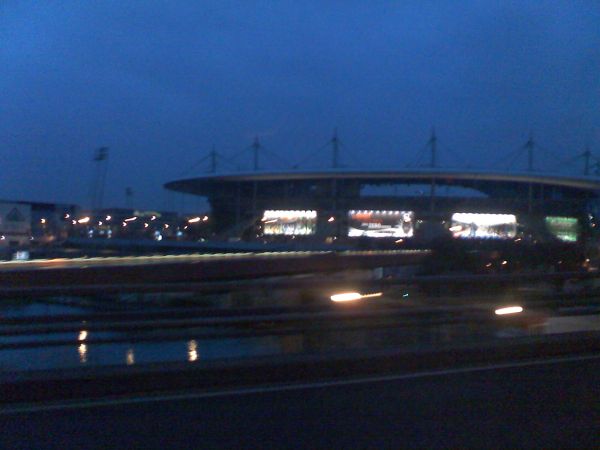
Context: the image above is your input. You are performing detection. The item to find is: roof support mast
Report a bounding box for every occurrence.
[429,127,437,168]
[332,128,340,169]
[210,145,217,173]
[252,136,260,171]
[584,145,591,176]
[91,147,109,212]
[525,133,534,172]
[524,133,535,213]
[428,128,437,213]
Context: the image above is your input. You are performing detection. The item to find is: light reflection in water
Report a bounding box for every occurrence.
[126,348,135,365]
[188,340,198,362]
[78,343,88,363]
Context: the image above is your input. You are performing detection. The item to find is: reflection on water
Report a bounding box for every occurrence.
[1,306,598,373]
[78,343,87,364]
[126,348,135,365]
[187,340,198,362]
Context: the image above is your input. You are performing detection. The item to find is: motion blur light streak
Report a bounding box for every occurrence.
[495,306,523,315]
[330,292,383,302]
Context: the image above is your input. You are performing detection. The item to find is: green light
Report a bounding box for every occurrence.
[545,216,579,242]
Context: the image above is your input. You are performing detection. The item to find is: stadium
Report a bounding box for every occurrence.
[164,168,600,247]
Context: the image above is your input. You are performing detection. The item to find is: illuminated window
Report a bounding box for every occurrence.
[348,210,414,238]
[261,210,317,235]
[545,216,579,242]
[450,213,517,239]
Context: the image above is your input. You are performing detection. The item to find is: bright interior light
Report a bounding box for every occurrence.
[330,292,382,302]
[451,212,517,239]
[124,217,137,222]
[78,343,87,363]
[188,217,201,223]
[126,348,135,365]
[348,210,415,238]
[78,330,88,341]
[262,210,317,220]
[261,210,317,235]
[188,340,198,362]
[495,306,523,315]
[77,217,90,224]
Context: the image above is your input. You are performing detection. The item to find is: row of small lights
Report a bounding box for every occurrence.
[348,210,405,215]
[56,214,209,228]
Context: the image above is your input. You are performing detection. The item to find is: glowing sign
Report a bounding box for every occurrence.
[348,210,414,238]
[262,210,317,235]
[451,213,517,239]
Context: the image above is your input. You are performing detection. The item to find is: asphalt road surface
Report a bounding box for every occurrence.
[1,355,598,449]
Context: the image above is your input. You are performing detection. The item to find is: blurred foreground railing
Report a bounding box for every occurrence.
[1,260,599,406]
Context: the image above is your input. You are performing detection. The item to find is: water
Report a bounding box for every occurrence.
[1,297,598,373]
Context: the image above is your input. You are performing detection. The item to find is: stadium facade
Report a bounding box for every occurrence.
[164,169,600,245]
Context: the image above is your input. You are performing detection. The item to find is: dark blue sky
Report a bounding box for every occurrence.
[2,1,600,211]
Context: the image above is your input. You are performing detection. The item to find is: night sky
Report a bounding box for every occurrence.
[2,1,600,212]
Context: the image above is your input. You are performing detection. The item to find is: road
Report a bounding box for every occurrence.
[0,250,428,297]
[1,355,598,449]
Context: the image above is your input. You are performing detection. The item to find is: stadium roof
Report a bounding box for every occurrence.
[165,168,600,196]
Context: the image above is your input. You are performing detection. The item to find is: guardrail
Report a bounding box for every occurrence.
[0,256,596,299]
[1,270,599,406]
